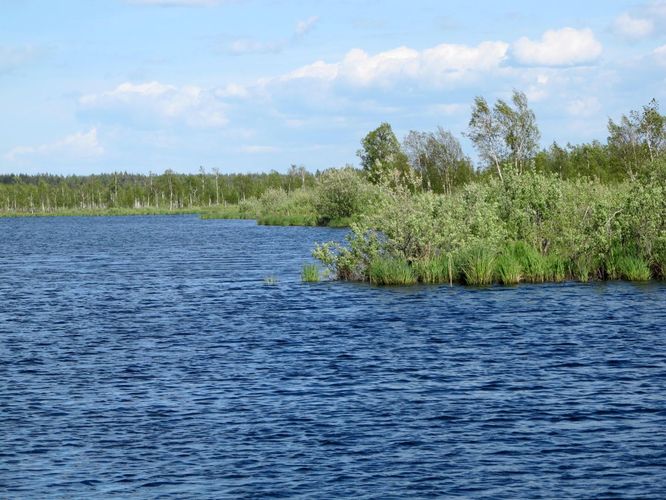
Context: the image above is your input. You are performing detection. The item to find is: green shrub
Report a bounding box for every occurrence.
[315,167,374,225]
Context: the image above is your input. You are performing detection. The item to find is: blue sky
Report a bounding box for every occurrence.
[1,0,665,175]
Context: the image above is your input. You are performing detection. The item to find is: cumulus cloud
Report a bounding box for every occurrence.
[225,16,319,55]
[613,13,654,39]
[274,41,509,88]
[5,129,103,161]
[80,81,228,127]
[512,28,602,66]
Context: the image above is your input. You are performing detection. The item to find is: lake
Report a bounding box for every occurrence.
[1,215,665,498]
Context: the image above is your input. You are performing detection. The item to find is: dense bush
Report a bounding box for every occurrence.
[313,167,375,225]
[314,165,666,284]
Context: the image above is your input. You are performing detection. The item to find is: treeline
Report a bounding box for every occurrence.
[1,93,664,215]
[306,93,666,284]
[358,94,665,191]
[0,166,314,213]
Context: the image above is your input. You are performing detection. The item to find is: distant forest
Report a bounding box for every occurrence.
[0,166,315,212]
[1,95,664,212]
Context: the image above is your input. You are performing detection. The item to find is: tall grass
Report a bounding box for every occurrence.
[460,245,496,286]
[368,257,417,286]
[545,254,568,283]
[617,255,651,281]
[573,256,593,283]
[301,264,320,283]
[512,242,547,283]
[495,252,522,285]
[413,254,452,284]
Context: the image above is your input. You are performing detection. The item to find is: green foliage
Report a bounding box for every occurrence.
[510,241,547,283]
[412,254,454,284]
[301,264,320,283]
[313,224,382,281]
[238,197,261,218]
[357,122,411,185]
[314,167,375,225]
[608,99,666,177]
[616,255,651,281]
[467,90,540,180]
[573,256,593,283]
[368,256,417,286]
[403,128,475,194]
[258,187,317,220]
[495,251,522,285]
[545,254,568,283]
[460,244,496,286]
[0,169,318,213]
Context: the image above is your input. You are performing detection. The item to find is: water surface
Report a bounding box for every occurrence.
[1,216,665,498]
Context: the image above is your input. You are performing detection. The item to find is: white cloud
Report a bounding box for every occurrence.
[275,41,508,88]
[655,44,666,66]
[80,81,228,127]
[215,83,249,98]
[512,28,602,66]
[5,129,103,161]
[296,16,319,36]
[226,16,319,55]
[566,96,602,117]
[613,13,654,39]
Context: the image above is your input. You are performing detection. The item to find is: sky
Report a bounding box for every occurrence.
[1,0,665,175]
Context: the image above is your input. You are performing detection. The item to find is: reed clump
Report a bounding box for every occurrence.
[495,251,522,285]
[368,256,417,286]
[460,245,496,286]
[301,264,320,283]
[616,255,651,281]
[412,254,453,284]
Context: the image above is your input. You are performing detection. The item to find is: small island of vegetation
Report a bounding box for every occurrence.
[2,91,664,285]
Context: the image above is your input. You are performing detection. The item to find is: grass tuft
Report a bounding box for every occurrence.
[495,252,522,285]
[573,256,592,283]
[617,255,651,281]
[368,256,417,286]
[301,264,320,283]
[263,275,278,285]
[413,254,451,284]
[460,245,496,286]
[545,254,568,283]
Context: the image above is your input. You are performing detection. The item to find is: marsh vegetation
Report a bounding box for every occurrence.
[2,93,664,286]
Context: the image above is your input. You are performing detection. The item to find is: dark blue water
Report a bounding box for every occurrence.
[1,216,665,499]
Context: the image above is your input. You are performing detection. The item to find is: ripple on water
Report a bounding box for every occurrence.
[1,216,665,498]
